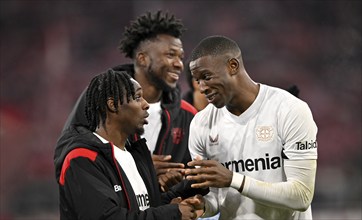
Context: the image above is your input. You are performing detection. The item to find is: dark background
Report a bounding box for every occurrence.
[1,1,361,219]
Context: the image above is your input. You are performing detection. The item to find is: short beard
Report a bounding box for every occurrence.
[146,63,173,93]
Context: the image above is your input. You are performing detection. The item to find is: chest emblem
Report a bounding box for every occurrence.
[209,134,219,146]
[256,126,274,142]
[172,128,184,145]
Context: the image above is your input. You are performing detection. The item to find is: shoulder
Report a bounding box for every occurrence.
[262,85,316,129]
[263,84,311,114]
[192,104,221,126]
[64,148,98,162]
[59,148,99,185]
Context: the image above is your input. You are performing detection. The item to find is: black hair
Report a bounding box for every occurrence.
[85,69,135,131]
[119,10,186,58]
[286,85,300,98]
[190,35,241,61]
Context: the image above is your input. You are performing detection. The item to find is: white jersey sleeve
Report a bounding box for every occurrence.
[189,109,208,160]
[279,98,318,160]
[189,107,220,216]
[240,159,317,211]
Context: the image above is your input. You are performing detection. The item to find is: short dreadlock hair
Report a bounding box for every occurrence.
[119,10,186,58]
[85,69,136,131]
[190,35,241,62]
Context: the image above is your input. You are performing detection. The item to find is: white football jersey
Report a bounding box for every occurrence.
[189,84,318,220]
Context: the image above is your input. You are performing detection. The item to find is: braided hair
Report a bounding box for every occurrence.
[119,10,185,58]
[85,69,136,131]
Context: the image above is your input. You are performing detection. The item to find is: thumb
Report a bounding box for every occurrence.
[152,154,172,161]
[170,197,182,204]
[195,155,203,161]
[163,155,172,160]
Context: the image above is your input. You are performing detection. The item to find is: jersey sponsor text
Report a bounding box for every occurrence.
[296,140,317,150]
[136,193,150,208]
[114,185,122,192]
[221,153,281,172]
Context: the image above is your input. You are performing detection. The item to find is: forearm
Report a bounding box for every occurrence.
[231,160,317,211]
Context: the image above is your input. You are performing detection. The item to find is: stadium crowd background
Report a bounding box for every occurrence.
[0,1,361,219]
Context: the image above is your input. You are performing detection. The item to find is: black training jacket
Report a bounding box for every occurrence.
[54,125,208,220]
[59,64,197,166]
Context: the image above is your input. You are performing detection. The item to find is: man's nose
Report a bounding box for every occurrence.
[143,98,150,110]
[173,57,183,70]
[198,80,208,94]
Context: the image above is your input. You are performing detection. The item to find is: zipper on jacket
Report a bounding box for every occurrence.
[157,109,171,155]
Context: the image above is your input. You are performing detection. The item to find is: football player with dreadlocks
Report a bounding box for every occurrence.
[56,11,198,193]
[55,69,205,220]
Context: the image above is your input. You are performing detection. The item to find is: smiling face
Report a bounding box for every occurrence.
[141,34,184,92]
[190,55,234,108]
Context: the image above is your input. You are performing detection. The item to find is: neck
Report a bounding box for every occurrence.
[95,126,128,151]
[227,73,259,116]
[134,69,163,103]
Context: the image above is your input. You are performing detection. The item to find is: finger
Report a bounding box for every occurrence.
[156,162,185,169]
[152,154,172,161]
[185,173,211,183]
[184,198,200,206]
[153,162,185,169]
[156,168,185,176]
[158,172,184,191]
[195,155,203,161]
[185,167,211,176]
[191,181,210,188]
[160,185,166,192]
[158,176,168,192]
[170,197,182,204]
[165,172,183,187]
[187,159,215,167]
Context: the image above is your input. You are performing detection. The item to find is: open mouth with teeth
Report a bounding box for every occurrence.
[206,93,216,102]
[168,72,179,81]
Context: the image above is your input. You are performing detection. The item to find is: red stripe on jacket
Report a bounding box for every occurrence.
[59,148,97,185]
[180,100,197,115]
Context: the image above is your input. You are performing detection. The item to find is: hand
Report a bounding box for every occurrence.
[152,154,185,192]
[158,171,184,192]
[185,159,233,188]
[182,194,204,211]
[170,197,182,204]
[179,201,197,220]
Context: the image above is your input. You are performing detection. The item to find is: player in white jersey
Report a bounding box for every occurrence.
[185,35,318,220]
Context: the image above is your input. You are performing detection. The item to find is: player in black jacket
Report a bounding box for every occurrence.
[54,70,207,220]
[56,11,197,192]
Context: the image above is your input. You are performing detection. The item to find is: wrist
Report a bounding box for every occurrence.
[230,172,245,192]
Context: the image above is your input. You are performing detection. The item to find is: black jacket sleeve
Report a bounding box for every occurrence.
[161,179,210,204]
[61,156,181,220]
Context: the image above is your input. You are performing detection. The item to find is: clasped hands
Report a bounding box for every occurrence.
[152,154,233,191]
[152,155,232,219]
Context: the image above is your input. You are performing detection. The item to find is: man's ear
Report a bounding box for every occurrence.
[136,52,148,67]
[228,58,239,75]
[106,98,117,113]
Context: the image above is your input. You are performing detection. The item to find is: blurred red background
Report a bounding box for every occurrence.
[1,1,361,219]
